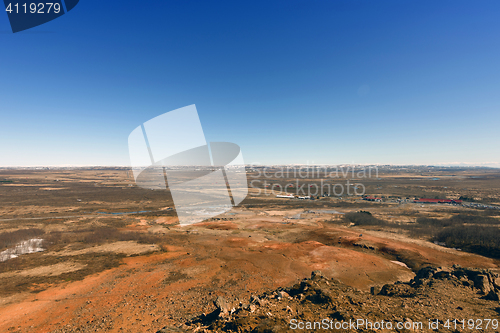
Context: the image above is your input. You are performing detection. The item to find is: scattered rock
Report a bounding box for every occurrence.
[250,295,265,306]
[156,326,187,333]
[214,296,231,317]
[380,284,416,297]
[311,270,324,279]
[433,271,451,279]
[277,291,289,299]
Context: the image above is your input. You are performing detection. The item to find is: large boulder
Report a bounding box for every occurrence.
[474,275,492,295]
[483,290,500,301]
[380,284,416,297]
[491,275,500,290]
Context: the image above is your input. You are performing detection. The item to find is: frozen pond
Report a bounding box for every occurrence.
[0,238,44,262]
[308,209,344,214]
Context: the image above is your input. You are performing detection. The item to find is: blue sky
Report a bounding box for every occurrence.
[1,0,499,167]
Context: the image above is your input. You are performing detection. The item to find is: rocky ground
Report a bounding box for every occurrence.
[165,266,500,332]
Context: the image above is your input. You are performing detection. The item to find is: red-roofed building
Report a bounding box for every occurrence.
[363,196,382,202]
[414,198,462,204]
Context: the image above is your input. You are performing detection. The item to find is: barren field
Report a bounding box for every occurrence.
[0,167,499,332]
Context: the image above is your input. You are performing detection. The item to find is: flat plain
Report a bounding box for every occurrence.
[0,166,499,332]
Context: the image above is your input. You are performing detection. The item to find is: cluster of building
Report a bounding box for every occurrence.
[462,202,500,210]
[276,194,313,200]
[276,192,499,210]
[413,198,463,204]
[362,196,464,205]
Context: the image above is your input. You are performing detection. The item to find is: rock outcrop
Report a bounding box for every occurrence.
[181,266,500,332]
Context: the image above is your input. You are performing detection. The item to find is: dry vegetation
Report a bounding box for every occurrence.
[0,167,499,332]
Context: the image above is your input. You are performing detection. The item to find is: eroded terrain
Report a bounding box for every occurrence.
[0,167,499,332]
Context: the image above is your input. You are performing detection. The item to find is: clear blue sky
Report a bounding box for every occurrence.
[1,0,499,167]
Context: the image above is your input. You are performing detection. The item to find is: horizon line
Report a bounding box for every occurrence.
[0,163,499,169]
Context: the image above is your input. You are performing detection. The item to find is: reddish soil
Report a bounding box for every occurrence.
[0,219,498,333]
